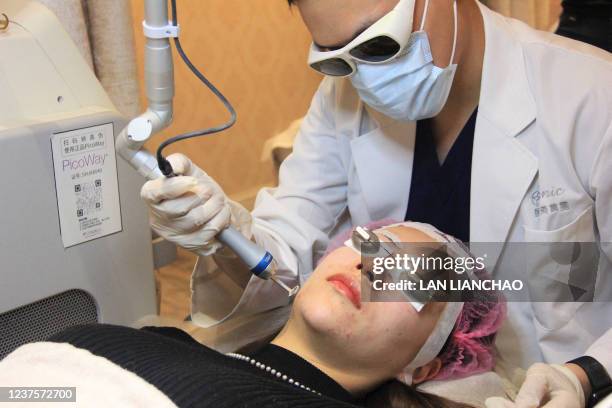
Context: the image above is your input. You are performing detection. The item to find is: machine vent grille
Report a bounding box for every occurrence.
[0,289,98,359]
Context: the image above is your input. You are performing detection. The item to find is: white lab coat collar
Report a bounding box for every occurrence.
[329,75,414,223]
[350,116,415,222]
[477,3,537,138]
[470,3,538,267]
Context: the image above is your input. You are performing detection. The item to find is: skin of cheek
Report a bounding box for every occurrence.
[296,290,416,373]
[296,283,360,341]
[356,302,427,373]
[294,252,362,340]
[294,247,440,375]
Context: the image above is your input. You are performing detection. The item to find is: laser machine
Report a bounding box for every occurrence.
[0,0,157,358]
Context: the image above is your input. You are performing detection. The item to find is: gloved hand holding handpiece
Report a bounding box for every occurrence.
[140,154,299,296]
[486,363,587,408]
[141,153,252,257]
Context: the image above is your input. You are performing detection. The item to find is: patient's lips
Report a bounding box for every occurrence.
[327,273,361,309]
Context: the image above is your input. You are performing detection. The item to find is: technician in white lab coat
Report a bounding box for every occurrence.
[141,0,612,406]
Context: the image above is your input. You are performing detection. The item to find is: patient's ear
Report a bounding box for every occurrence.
[412,358,442,385]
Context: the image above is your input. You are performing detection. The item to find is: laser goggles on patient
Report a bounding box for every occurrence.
[344,223,477,312]
[307,0,416,77]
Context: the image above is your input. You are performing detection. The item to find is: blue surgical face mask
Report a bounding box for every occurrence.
[350,0,458,122]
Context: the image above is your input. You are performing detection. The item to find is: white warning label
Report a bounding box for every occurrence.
[51,123,122,247]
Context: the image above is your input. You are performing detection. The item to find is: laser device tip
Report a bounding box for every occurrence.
[271,276,300,298]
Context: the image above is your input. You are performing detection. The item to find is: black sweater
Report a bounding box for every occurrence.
[50,324,361,408]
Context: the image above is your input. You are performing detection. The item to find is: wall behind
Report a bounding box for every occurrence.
[130,0,322,199]
[482,0,562,30]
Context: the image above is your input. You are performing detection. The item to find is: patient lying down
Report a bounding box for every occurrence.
[1,222,507,408]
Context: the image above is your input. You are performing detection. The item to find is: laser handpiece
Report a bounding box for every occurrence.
[212,226,299,297]
[116,0,298,298]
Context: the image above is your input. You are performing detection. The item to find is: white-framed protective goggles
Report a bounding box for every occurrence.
[344,223,473,311]
[307,0,416,77]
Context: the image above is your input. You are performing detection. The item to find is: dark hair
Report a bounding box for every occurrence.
[365,381,474,408]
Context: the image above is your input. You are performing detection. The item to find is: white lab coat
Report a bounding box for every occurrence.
[191,3,612,370]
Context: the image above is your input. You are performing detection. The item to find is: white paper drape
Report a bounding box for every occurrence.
[36,0,141,117]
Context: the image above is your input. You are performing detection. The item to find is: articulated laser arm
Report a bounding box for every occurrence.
[116,0,297,297]
[116,0,174,180]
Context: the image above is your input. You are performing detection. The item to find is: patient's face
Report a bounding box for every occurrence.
[291,225,446,379]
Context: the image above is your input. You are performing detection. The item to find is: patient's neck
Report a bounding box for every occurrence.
[271,320,382,396]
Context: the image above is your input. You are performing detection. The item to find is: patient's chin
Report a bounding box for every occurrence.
[298,293,358,341]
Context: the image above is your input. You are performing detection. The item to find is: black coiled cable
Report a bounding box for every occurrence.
[156,0,237,176]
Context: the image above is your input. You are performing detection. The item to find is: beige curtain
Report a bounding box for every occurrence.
[481,0,563,31]
[37,0,141,117]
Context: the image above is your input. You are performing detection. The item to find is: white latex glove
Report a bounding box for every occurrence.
[486,364,585,408]
[140,153,252,256]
